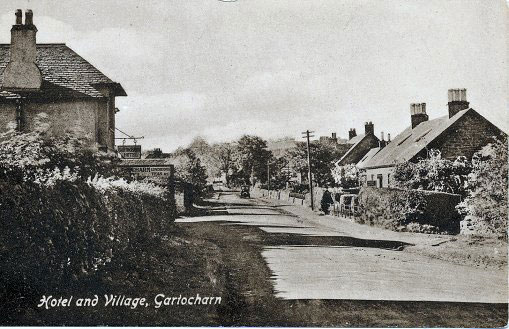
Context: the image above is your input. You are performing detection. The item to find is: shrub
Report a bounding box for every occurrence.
[392,149,472,197]
[457,137,508,237]
[0,114,176,297]
[357,187,461,233]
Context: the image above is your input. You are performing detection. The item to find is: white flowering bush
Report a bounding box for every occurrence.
[392,149,472,196]
[0,112,176,297]
[87,174,166,198]
[331,163,359,188]
[457,137,508,237]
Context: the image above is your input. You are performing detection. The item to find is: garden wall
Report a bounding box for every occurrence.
[356,187,462,233]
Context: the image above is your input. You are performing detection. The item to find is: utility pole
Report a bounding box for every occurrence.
[267,161,271,197]
[302,130,315,210]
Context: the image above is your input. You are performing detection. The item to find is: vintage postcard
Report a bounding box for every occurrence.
[0,0,507,327]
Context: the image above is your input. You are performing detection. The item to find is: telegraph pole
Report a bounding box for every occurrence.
[302,130,315,210]
[267,161,271,197]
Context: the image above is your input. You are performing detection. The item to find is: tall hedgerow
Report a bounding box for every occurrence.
[0,113,174,298]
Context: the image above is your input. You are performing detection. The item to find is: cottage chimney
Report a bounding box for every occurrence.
[2,9,42,91]
[448,89,469,118]
[387,133,391,142]
[364,121,374,135]
[410,103,428,128]
[348,128,357,140]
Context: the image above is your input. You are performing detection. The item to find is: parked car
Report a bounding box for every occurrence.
[240,185,250,198]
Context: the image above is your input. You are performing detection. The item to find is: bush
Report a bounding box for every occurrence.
[392,149,471,197]
[0,113,176,298]
[457,137,508,237]
[357,187,461,233]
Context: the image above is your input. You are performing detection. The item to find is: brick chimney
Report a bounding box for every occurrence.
[364,121,374,135]
[448,89,469,118]
[2,9,42,91]
[410,103,428,128]
[348,128,356,140]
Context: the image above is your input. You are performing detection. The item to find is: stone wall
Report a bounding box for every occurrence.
[429,109,503,161]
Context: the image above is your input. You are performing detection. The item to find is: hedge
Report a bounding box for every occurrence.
[0,179,176,295]
[356,187,462,233]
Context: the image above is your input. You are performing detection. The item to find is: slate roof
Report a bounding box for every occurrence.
[346,134,365,145]
[356,146,383,169]
[361,109,472,169]
[335,133,380,166]
[0,43,126,100]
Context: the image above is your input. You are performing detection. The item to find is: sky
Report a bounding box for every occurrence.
[0,0,507,151]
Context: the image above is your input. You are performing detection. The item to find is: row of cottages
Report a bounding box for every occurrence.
[0,10,126,151]
[356,89,505,188]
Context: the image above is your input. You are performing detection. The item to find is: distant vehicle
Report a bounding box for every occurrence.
[240,185,250,198]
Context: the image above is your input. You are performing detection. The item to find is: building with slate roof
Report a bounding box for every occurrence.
[358,89,505,188]
[335,121,380,166]
[0,9,126,151]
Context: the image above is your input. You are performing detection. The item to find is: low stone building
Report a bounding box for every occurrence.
[335,121,380,166]
[0,10,126,151]
[358,89,506,188]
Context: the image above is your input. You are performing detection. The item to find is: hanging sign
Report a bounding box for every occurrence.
[117,145,142,159]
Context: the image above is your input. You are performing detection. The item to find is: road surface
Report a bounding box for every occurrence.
[176,191,508,326]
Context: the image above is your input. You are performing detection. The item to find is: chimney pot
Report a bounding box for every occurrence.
[15,9,22,25]
[25,10,34,25]
[2,9,41,91]
[410,102,428,128]
[348,128,357,140]
[364,121,374,135]
[387,133,391,142]
[448,88,469,118]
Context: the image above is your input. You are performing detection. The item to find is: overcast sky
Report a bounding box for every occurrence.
[1,0,507,151]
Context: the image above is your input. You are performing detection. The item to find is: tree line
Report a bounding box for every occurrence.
[164,134,347,192]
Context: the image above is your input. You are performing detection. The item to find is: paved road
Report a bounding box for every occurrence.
[178,191,507,304]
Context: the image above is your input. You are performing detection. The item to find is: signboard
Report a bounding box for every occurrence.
[366,180,377,187]
[118,159,174,185]
[130,166,172,178]
[117,145,142,159]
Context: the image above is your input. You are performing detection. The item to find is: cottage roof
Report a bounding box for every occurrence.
[361,109,472,169]
[347,133,365,145]
[0,43,126,100]
[336,133,380,166]
[356,146,383,169]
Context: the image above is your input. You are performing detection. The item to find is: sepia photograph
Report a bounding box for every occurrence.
[0,0,507,327]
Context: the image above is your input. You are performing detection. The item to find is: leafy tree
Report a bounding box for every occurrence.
[234,135,272,185]
[286,141,338,187]
[187,136,220,181]
[171,148,208,195]
[210,142,236,187]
